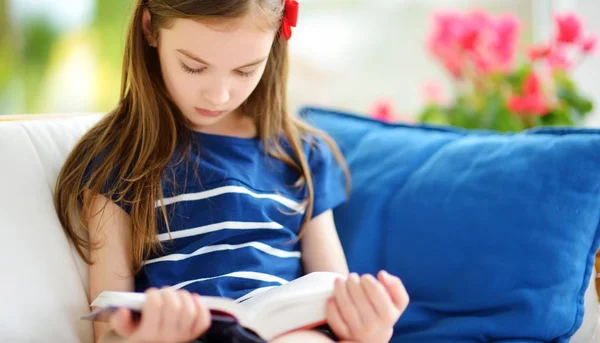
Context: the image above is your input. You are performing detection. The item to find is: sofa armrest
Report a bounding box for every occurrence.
[596,252,600,300]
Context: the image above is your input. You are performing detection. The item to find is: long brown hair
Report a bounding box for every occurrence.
[54,0,350,274]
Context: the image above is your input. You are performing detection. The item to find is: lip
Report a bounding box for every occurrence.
[194,107,226,117]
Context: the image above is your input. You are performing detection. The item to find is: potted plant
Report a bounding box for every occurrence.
[415,10,597,132]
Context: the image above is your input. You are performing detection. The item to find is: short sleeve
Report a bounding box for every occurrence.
[82,151,132,215]
[308,137,348,219]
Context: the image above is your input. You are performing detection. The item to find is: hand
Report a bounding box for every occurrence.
[109,287,211,343]
[326,271,409,343]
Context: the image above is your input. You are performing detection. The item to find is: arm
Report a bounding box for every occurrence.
[300,210,349,275]
[300,210,408,343]
[83,193,135,343]
[85,194,211,343]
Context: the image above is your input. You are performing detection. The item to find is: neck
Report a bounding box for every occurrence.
[194,109,257,138]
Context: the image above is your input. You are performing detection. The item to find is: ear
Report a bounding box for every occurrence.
[142,8,157,47]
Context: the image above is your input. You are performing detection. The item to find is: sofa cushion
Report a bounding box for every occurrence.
[300,107,600,342]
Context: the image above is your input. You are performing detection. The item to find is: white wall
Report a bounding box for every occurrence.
[288,0,534,120]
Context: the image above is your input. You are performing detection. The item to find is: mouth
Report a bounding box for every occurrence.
[194,107,226,118]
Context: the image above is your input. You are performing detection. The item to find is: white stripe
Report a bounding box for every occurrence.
[157,221,283,241]
[144,242,301,265]
[155,185,305,214]
[169,271,289,290]
[235,286,278,303]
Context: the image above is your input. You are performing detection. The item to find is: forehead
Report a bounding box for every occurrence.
[161,17,276,65]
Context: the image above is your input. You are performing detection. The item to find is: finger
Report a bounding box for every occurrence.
[359,274,389,323]
[361,274,398,324]
[378,271,410,313]
[347,274,378,330]
[325,297,351,340]
[160,287,182,340]
[176,290,197,336]
[109,308,137,338]
[131,288,162,341]
[333,275,362,338]
[189,294,211,338]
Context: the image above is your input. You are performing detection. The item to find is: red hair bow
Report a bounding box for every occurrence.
[281,0,299,40]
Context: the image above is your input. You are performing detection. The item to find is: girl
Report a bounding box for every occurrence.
[54,0,409,342]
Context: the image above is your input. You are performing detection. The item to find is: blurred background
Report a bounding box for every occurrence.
[1,0,598,126]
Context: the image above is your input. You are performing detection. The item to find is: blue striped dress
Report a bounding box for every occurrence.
[94,131,346,302]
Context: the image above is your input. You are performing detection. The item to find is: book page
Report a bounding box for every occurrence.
[239,272,342,321]
[234,272,343,339]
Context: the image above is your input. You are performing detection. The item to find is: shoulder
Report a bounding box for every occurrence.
[274,132,334,163]
[302,133,338,170]
[83,144,121,185]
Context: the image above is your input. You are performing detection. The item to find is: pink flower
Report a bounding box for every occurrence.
[547,46,572,70]
[508,94,549,116]
[582,35,597,54]
[428,11,469,78]
[472,50,492,74]
[457,10,491,51]
[370,99,396,123]
[442,50,464,79]
[523,72,542,94]
[507,72,549,116]
[489,14,520,71]
[554,12,582,44]
[528,44,552,61]
[421,81,446,105]
[507,96,528,113]
[429,10,463,54]
[458,25,479,51]
[467,10,494,32]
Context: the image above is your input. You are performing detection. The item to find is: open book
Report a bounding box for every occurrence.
[82,271,344,341]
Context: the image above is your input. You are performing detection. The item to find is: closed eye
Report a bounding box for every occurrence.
[236,70,257,78]
[180,62,206,75]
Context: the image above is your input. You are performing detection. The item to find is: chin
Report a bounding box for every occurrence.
[184,112,221,129]
[189,117,220,130]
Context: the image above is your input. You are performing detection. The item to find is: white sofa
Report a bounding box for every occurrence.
[0,113,598,343]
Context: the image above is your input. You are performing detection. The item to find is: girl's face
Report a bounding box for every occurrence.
[151,15,276,135]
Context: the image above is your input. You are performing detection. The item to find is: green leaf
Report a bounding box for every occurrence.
[541,107,575,126]
[418,105,449,125]
[557,86,594,116]
[505,64,532,93]
[491,108,525,132]
[553,69,576,91]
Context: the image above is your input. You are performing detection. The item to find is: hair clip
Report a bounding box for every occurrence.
[281,0,299,40]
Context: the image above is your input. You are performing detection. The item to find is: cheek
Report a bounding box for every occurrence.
[237,69,267,99]
[238,79,261,99]
[160,56,197,103]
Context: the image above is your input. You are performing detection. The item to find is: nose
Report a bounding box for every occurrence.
[202,79,230,107]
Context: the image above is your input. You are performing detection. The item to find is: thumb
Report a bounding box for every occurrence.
[109,308,137,338]
[378,271,409,312]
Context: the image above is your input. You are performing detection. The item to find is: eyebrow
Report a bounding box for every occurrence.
[176,49,267,69]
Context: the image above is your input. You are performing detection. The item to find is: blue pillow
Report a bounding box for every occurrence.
[300,106,600,342]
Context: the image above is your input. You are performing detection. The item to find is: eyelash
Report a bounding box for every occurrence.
[180,62,205,75]
[237,70,256,78]
[180,62,256,78]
